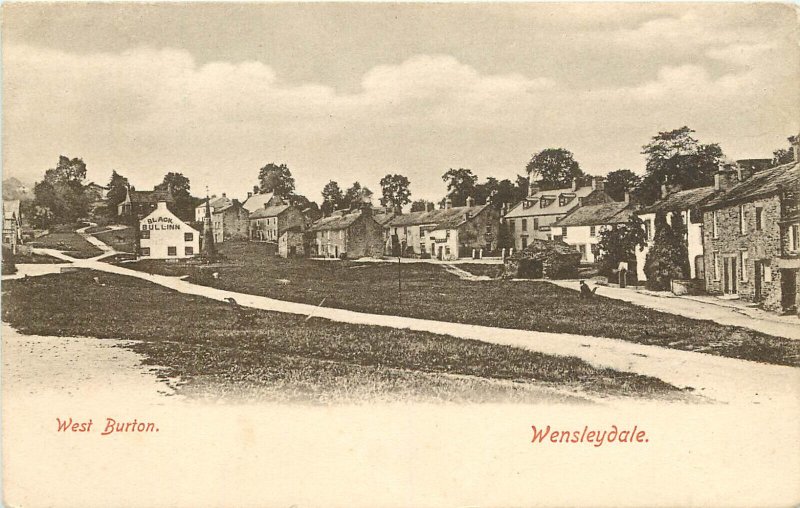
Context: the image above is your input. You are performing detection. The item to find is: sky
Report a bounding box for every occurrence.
[3,3,798,203]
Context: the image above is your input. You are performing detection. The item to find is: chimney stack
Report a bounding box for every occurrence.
[736,164,752,183]
[623,192,630,204]
[572,179,579,191]
[465,196,475,207]
[247,191,253,198]
[222,192,226,198]
[591,177,604,191]
[445,197,453,210]
[253,185,259,195]
[528,179,541,197]
[714,164,738,191]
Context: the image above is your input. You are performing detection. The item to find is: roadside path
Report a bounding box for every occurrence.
[548,279,800,341]
[26,249,797,406]
[441,264,491,281]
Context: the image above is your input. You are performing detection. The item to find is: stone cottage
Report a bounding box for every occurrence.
[248,201,305,243]
[701,154,800,314]
[309,205,385,259]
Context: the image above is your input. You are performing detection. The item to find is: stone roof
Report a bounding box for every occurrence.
[638,186,717,215]
[703,161,800,210]
[553,201,633,227]
[388,204,488,228]
[309,209,368,232]
[249,204,291,219]
[130,189,174,204]
[197,196,232,211]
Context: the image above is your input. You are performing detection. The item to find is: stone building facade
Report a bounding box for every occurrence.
[211,200,249,243]
[309,206,385,259]
[702,159,800,314]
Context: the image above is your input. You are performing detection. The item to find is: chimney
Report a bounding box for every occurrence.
[572,179,579,191]
[528,179,541,197]
[156,201,169,211]
[463,212,471,221]
[253,185,259,195]
[660,184,668,199]
[222,192,226,198]
[623,192,630,204]
[714,164,738,191]
[736,164,752,183]
[465,196,475,207]
[591,177,604,191]
[247,191,253,198]
[445,198,452,210]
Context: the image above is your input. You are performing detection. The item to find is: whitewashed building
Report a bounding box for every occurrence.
[551,197,634,264]
[139,201,200,259]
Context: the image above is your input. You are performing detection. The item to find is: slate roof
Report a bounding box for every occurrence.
[703,161,800,210]
[388,204,488,228]
[309,209,368,232]
[553,201,633,227]
[638,186,717,215]
[249,204,291,219]
[504,185,596,219]
[242,192,277,213]
[130,189,174,204]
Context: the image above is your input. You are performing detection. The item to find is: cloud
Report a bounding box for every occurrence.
[3,39,797,203]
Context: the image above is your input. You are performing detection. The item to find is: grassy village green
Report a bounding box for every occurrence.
[94,227,136,253]
[123,242,800,367]
[28,230,102,258]
[1,270,680,403]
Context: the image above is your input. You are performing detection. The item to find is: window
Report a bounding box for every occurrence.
[713,252,720,281]
[167,246,177,256]
[533,218,539,230]
[521,219,528,231]
[185,246,194,256]
[739,205,746,234]
[712,211,719,238]
[561,227,568,238]
[184,232,193,242]
[791,224,800,252]
[508,220,515,232]
[755,207,764,231]
[739,251,748,282]
[140,229,150,239]
[590,226,596,237]
[521,237,528,249]
[644,219,652,241]
[140,247,150,256]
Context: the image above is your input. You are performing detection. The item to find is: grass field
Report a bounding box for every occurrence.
[7,251,63,264]
[122,242,800,367]
[94,227,136,253]
[1,270,681,403]
[28,231,102,258]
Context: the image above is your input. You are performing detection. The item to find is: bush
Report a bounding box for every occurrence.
[644,211,690,290]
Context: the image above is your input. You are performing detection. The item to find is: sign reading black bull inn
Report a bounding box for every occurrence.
[141,216,182,231]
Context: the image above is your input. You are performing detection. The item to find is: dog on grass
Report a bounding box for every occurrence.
[579,280,598,299]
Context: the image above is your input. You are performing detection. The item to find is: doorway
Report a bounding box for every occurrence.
[781,269,797,311]
[694,255,704,280]
[723,256,738,295]
[754,261,762,301]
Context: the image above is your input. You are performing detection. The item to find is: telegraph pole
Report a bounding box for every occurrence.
[397,254,402,306]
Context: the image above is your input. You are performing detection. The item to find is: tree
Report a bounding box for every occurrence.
[643,211,690,290]
[155,172,193,221]
[771,136,797,166]
[321,180,344,216]
[379,174,412,210]
[258,163,295,197]
[605,169,642,201]
[32,156,90,226]
[410,199,433,212]
[596,215,647,281]
[343,182,372,210]
[474,177,528,210]
[525,148,585,190]
[638,127,725,205]
[105,170,129,213]
[441,168,478,207]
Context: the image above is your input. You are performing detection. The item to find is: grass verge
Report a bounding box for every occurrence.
[28,231,102,258]
[121,241,800,367]
[1,270,681,403]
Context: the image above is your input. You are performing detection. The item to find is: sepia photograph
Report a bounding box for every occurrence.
[2,2,799,506]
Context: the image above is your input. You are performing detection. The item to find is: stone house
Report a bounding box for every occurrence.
[309,206,385,259]
[551,197,634,264]
[194,194,233,222]
[635,185,717,282]
[211,200,249,243]
[701,155,800,314]
[278,228,305,258]
[139,201,200,259]
[503,239,581,279]
[248,202,305,243]
[118,187,175,218]
[503,177,612,250]
[386,198,500,260]
[3,200,22,253]
[242,191,282,215]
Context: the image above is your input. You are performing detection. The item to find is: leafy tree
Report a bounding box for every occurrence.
[643,211,690,290]
[474,177,528,210]
[321,180,344,216]
[441,168,478,206]
[258,163,295,197]
[605,169,641,201]
[596,215,647,281]
[771,136,796,166]
[525,148,585,190]
[105,170,129,214]
[32,156,90,226]
[379,174,412,210]
[155,172,193,221]
[343,182,373,210]
[638,127,725,205]
[410,199,433,212]
[497,220,513,250]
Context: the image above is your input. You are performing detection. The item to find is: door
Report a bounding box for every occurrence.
[694,255,704,280]
[781,269,797,310]
[723,256,738,294]
[753,261,762,301]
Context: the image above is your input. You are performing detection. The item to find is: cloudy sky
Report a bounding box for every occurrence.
[3,3,798,202]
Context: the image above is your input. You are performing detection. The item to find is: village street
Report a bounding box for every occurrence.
[7,241,799,407]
